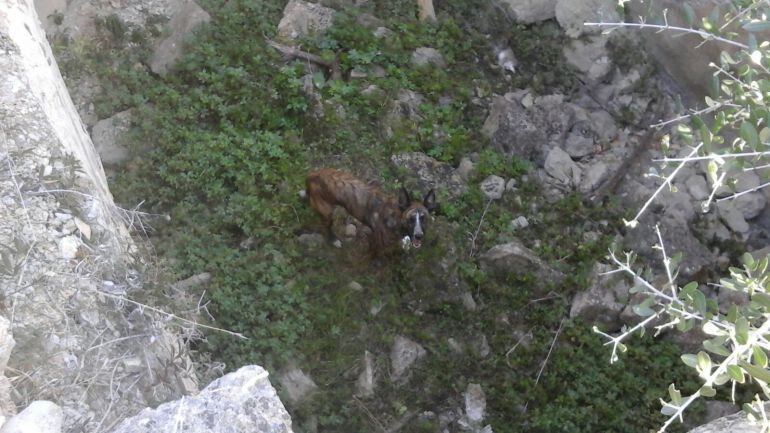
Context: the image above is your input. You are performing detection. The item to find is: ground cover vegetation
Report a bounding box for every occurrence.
[54,0,709,431]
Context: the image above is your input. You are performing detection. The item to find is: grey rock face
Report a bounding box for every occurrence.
[563,35,611,82]
[110,365,293,433]
[544,147,581,187]
[411,47,446,68]
[390,336,426,382]
[570,263,629,331]
[390,152,468,199]
[497,0,557,23]
[555,0,619,38]
[479,241,565,288]
[482,95,547,161]
[91,109,132,165]
[149,0,211,75]
[0,401,63,433]
[688,404,767,433]
[276,0,335,42]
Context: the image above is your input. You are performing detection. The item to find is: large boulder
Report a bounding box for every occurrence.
[0,401,63,433]
[109,365,293,433]
[481,94,547,161]
[149,0,211,75]
[496,0,557,23]
[91,109,133,166]
[276,0,335,43]
[390,336,426,383]
[688,405,767,433]
[390,152,468,199]
[479,241,565,287]
[555,0,619,38]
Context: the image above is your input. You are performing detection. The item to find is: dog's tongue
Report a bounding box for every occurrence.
[411,238,422,248]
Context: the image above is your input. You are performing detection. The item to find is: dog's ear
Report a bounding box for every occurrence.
[423,189,437,212]
[399,187,412,211]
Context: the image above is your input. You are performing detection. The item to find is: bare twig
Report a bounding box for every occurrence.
[266,39,342,80]
[533,318,564,387]
[468,198,493,258]
[583,22,749,50]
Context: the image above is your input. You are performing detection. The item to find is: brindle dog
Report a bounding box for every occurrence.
[306,168,436,253]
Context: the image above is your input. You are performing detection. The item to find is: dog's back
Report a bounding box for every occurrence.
[306,168,400,250]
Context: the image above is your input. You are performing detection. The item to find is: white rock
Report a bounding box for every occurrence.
[0,317,14,373]
[511,216,529,230]
[544,147,581,187]
[58,236,79,259]
[464,383,486,425]
[279,368,317,405]
[355,351,375,398]
[0,401,63,433]
[390,336,426,381]
[480,175,506,200]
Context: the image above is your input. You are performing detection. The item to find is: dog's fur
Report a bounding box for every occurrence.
[306,168,436,253]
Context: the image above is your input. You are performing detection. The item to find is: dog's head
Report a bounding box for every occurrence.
[398,187,437,249]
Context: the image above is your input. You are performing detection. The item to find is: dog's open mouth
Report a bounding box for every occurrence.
[411,238,422,248]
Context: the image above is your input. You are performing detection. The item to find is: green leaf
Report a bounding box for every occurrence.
[743,252,756,268]
[707,160,719,184]
[740,121,760,148]
[754,346,768,368]
[743,21,770,32]
[681,353,698,368]
[660,400,678,416]
[739,361,770,383]
[702,321,725,336]
[668,383,682,404]
[752,292,770,310]
[727,364,745,383]
[704,338,731,356]
[736,316,749,345]
[697,351,712,377]
[714,373,731,386]
[700,385,716,397]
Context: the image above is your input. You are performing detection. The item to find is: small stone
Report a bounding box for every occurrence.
[355,351,375,398]
[733,192,766,220]
[505,178,517,191]
[297,233,325,249]
[464,383,486,425]
[511,216,529,230]
[58,236,79,259]
[459,291,477,311]
[348,281,363,291]
[373,27,393,38]
[455,157,475,181]
[447,338,464,354]
[471,333,490,358]
[717,201,750,234]
[390,336,426,381]
[411,47,446,68]
[480,175,506,200]
[544,147,581,187]
[344,224,357,237]
[685,175,710,201]
[279,368,318,405]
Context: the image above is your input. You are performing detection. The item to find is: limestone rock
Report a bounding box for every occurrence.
[279,368,318,406]
[570,263,629,331]
[688,404,768,433]
[464,383,486,425]
[686,175,710,202]
[110,365,293,433]
[91,109,133,166]
[355,351,375,398]
[276,0,335,42]
[564,120,596,158]
[479,241,565,287]
[734,192,767,220]
[390,152,468,199]
[480,175,505,200]
[0,401,63,433]
[0,317,15,373]
[411,47,446,68]
[390,336,426,382]
[497,0,557,23]
[482,94,547,161]
[149,1,210,75]
[718,201,750,234]
[563,35,611,82]
[555,0,619,38]
[544,147,581,187]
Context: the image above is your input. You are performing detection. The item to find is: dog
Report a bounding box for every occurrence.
[305,168,436,254]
